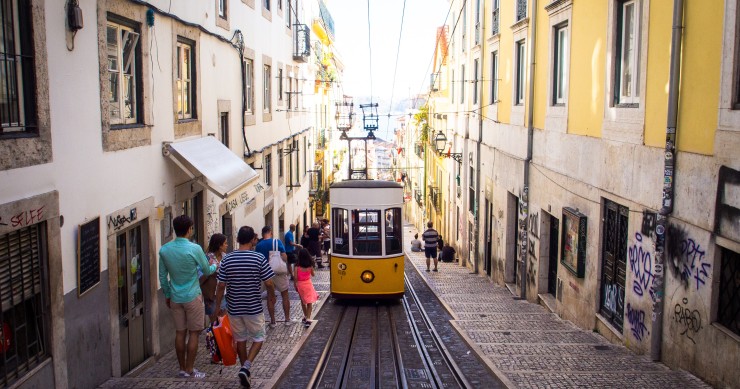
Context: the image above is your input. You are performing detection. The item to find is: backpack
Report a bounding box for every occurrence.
[268,239,288,274]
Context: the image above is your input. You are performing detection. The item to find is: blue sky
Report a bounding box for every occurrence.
[328,0,451,108]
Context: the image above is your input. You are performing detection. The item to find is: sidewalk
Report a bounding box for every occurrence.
[98,268,331,389]
[403,223,710,389]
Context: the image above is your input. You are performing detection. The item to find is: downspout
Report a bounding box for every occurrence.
[651,0,684,362]
[474,0,485,275]
[521,0,538,299]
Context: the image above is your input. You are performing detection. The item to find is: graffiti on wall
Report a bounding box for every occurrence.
[629,232,656,302]
[626,303,649,341]
[1,206,46,229]
[666,225,711,290]
[673,297,702,344]
[206,198,219,240]
[603,283,624,316]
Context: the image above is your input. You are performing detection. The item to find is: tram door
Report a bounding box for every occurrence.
[117,224,149,374]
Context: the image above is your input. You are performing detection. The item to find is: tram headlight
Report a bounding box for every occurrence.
[360,270,375,283]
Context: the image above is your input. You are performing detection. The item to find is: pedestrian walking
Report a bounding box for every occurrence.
[321,219,331,262]
[300,225,310,248]
[212,226,276,388]
[255,226,295,327]
[307,222,323,268]
[203,233,229,325]
[293,248,319,328]
[422,221,440,272]
[158,215,217,379]
[284,224,302,278]
[410,233,423,252]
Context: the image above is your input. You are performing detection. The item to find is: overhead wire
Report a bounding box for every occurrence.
[385,0,408,140]
[411,0,455,109]
[366,0,374,105]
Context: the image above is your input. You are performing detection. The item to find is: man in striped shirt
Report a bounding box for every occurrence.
[213,226,275,388]
[422,221,440,272]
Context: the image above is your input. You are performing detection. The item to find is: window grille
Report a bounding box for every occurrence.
[491,5,500,35]
[0,0,37,135]
[718,248,740,337]
[0,223,49,386]
[599,200,628,332]
[516,0,527,21]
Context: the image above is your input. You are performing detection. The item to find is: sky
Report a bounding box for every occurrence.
[327,0,451,112]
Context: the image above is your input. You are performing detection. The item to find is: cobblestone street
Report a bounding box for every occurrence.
[98,224,713,389]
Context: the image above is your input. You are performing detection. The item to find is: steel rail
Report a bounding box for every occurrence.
[388,305,407,389]
[404,275,472,388]
[306,304,350,388]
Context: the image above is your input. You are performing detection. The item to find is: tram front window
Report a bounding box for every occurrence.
[385,208,402,254]
[352,210,382,256]
[332,208,349,254]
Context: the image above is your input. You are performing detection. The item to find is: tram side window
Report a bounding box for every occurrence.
[385,208,402,255]
[332,208,349,255]
[352,210,381,256]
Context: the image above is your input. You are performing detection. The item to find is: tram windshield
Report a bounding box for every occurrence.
[352,210,382,255]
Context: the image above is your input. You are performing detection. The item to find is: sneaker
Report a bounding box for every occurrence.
[177,370,190,378]
[268,322,277,329]
[433,268,438,272]
[190,369,206,379]
[238,367,251,388]
[426,268,430,272]
[285,318,297,326]
[303,320,312,328]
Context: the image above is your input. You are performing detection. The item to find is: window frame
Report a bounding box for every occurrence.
[384,208,403,255]
[351,209,382,256]
[460,65,465,104]
[490,50,499,104]
[552,23,568,106]
[515,40,526,106]
[264,0,271,11]
[0,0,37,136]
[278,68,284,102]
[245,58,254,115]
[264,153,272,186]
[176,38,196,120]
[332,208,350,255]
[615,0,641,106]
[219,111,229,147]
[263,64,271,114]
[473,58,479,105]
[106,20,142,126]
[218,0,227,19]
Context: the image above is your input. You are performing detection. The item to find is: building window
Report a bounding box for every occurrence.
[263,64,271,113]
[176,39,195,120]
[460,65,465,104]
[219,112,229,147]
[451,69,455,103]
[278,0,282,10]
[600,199,628,332]
[515,40,526,105]
[332,208,349,255]
[616,0,640,105]
[286,0,292,28]
[553,23,568,105]
[516,0,527,22]
[278,68,283,102]
[0,0,36,135]
[385,208,402,255]
[718,248,740,337]
[107,20,141,125]
[473,59,479,105]
[244,59,254,114]
[278,146,284,178]
[490,51,498,104]
[491,0,500,36]
[469,166,475,213]
[0,223,50,387]
[264,153,272,186]
[264,0,270,11]
[218,0,227,19]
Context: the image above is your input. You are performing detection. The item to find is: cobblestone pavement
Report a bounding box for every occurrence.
[98,267,331,389]
[402,223,711,389]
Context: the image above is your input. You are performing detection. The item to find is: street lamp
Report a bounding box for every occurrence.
[434,130,447,153]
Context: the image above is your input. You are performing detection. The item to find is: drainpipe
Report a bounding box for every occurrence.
[520,0,537,300]
[651,0,684,362]
[474,0,485,275]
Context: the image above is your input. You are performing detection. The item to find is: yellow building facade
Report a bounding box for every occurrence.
[423,0,740,386]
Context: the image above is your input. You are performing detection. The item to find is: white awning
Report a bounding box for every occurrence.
[166,136,258,198]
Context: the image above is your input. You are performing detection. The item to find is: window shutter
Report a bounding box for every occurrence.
[0,225,43,312]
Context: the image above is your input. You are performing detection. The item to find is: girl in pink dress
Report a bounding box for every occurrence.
[293,249,319,328]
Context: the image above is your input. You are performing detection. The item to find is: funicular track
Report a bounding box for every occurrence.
[304,273,470,389]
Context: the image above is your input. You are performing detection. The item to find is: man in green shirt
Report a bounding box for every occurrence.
[159,215,216,379]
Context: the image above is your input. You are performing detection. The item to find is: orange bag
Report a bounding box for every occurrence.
[212,315,237,366]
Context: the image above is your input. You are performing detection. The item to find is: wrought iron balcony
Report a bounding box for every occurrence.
[414,142,424,159]
[474,22,480,45]
[516,0,527,22]
[491,8,500,35]
[430,72,440,92]
[414,189,423,206]
[293,24,310,62]
[430,187,441,210]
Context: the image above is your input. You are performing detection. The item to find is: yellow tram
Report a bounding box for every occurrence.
[329,180,405,299]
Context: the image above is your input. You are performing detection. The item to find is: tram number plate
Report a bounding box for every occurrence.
[338,270,346,276]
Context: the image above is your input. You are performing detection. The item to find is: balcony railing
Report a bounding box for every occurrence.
[430,72,440,92]
[474,22,480,45]
[491,8,500,35]
[293,24,310,62]
[414,189,423,206]
[430,187,441,210]
[516,0,527,22]
[414,143,424,159]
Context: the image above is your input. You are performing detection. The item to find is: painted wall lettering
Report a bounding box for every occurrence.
[666,225,711,290]
[603,283,620,314]
[206,198,219,240]
[673,297,702,344]
[629,232,655,301]
[626,303,649,341]
[107,208,137,231]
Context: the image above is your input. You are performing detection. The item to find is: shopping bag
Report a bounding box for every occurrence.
[268,239,288,274]
[212,315,237,366]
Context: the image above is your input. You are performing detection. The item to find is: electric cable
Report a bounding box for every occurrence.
[367,0,374,105]
[386,0,408,140]
[411,0,456,109]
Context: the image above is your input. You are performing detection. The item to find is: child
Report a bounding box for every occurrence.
[293,248,319,328]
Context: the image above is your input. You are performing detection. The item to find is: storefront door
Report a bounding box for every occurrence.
[117,224,148,374]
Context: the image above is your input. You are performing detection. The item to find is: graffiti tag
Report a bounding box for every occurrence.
[674,298,702,344]
[679,239,711,290]
[6,206,46,228]
[629,232,655,301]
[603,283,623,315]
[626,303,649,341]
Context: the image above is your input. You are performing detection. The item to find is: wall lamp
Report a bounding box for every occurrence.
[433,130,462,164]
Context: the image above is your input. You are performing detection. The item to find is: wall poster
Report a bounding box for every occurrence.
[561,207,587,278]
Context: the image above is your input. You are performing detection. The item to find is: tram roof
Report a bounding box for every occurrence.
[330,180,403,189]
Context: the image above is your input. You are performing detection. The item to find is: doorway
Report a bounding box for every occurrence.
[599,200,628,332]
[547,214,559,296]
[116,223,149,375]
[506,193,518,284]
[484,199,493,277]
